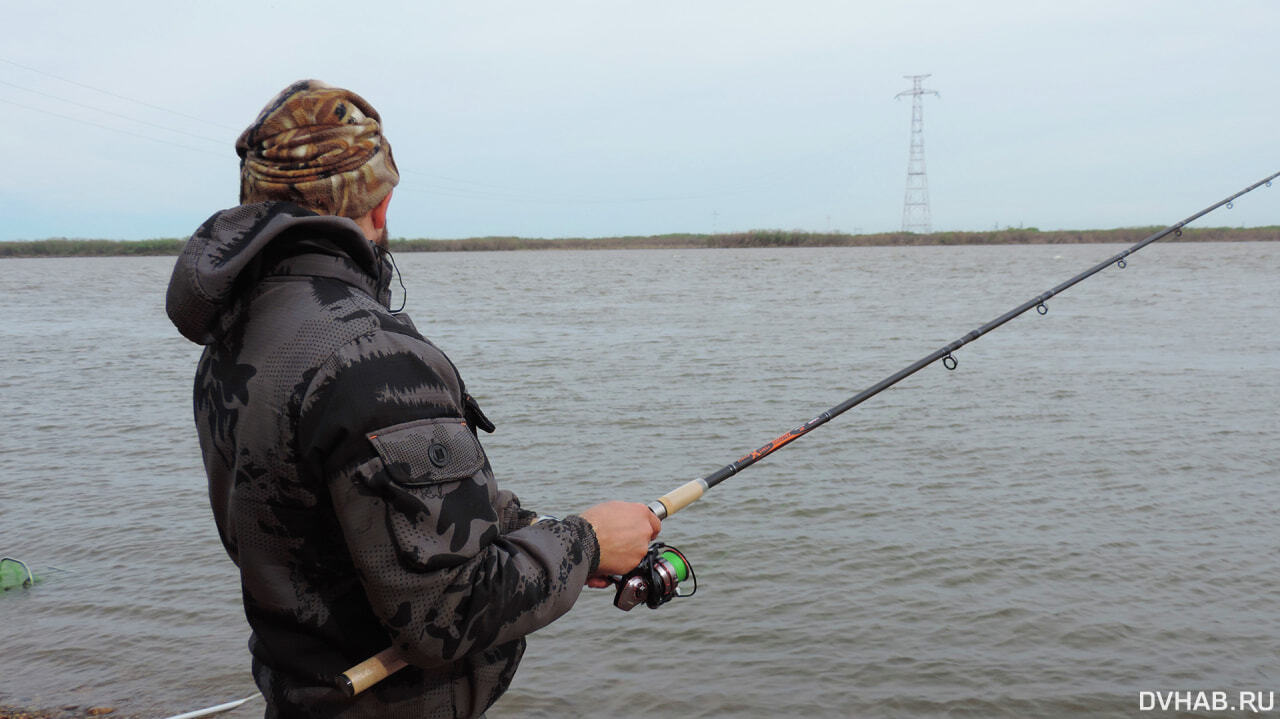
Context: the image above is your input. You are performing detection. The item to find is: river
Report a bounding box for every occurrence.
[1,243,1277,717]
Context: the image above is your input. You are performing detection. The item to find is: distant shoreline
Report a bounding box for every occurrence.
[1,226,1276,258]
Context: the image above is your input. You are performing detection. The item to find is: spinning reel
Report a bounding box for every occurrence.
[611,542,696,611]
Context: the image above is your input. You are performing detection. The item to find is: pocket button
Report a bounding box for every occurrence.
[428,443,451,468]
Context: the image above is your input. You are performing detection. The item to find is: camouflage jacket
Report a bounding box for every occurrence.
[166,203,600,719]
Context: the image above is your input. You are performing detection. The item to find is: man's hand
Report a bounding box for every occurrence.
[579,501,662,588]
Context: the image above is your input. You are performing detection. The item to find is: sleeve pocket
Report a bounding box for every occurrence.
[366,418,485,487]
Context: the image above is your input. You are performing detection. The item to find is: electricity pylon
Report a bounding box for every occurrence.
[896,74,939,233]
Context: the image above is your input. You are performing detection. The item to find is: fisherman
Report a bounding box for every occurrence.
[165,80,660,718]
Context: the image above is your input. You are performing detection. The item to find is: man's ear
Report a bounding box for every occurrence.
[371,190,392,230]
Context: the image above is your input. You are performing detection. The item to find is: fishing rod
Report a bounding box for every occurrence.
[646,170,1277,523]
[338,170,1278,696]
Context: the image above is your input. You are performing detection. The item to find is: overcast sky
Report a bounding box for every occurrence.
[2,1,1276,241]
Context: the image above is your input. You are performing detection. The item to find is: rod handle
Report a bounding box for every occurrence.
[653,479,706,519]
[336,647,408,697]
[337,482,706,695]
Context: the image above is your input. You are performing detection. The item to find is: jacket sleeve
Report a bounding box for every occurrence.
[494,488,539,534]
[298,330,600,668]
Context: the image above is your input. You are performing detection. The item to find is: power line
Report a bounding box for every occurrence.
[0,56,796,210]
[0,56,240,132]
[0,78,228,145]
[399,168,795,205]
[0,89,775,205]
[0,97,226,158]
[397,178,788,205]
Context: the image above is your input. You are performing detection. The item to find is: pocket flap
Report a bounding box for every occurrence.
[366,418,485,486]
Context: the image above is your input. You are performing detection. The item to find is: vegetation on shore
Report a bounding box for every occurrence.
[2,226,1276,258]
[0,238,186,257]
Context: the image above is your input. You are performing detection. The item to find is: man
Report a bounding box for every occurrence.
[166,80,660,718]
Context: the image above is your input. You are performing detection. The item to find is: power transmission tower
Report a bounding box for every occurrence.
[895,74,939,233]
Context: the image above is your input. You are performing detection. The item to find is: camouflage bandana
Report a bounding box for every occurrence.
[236,79,399,219]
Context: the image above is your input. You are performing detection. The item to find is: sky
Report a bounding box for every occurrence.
[1,1,1276,241]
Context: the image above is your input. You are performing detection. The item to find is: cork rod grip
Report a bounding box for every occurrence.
[656,479,706,517]
[336,647,408,697]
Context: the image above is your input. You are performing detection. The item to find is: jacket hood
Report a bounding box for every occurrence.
[166,202,389,345]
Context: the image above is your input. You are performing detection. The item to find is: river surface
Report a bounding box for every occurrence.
[1,243,1277,718]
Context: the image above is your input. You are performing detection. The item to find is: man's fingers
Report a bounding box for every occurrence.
[580,501,665,576]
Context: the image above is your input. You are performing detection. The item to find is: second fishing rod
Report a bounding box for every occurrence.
[338,169,1277,696]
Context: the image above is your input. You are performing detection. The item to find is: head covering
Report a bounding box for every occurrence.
[236,79,399,219]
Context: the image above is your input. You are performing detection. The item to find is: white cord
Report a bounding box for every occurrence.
[161,694,260,719]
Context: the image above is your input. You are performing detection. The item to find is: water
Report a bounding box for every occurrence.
[1,244,1277,718]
